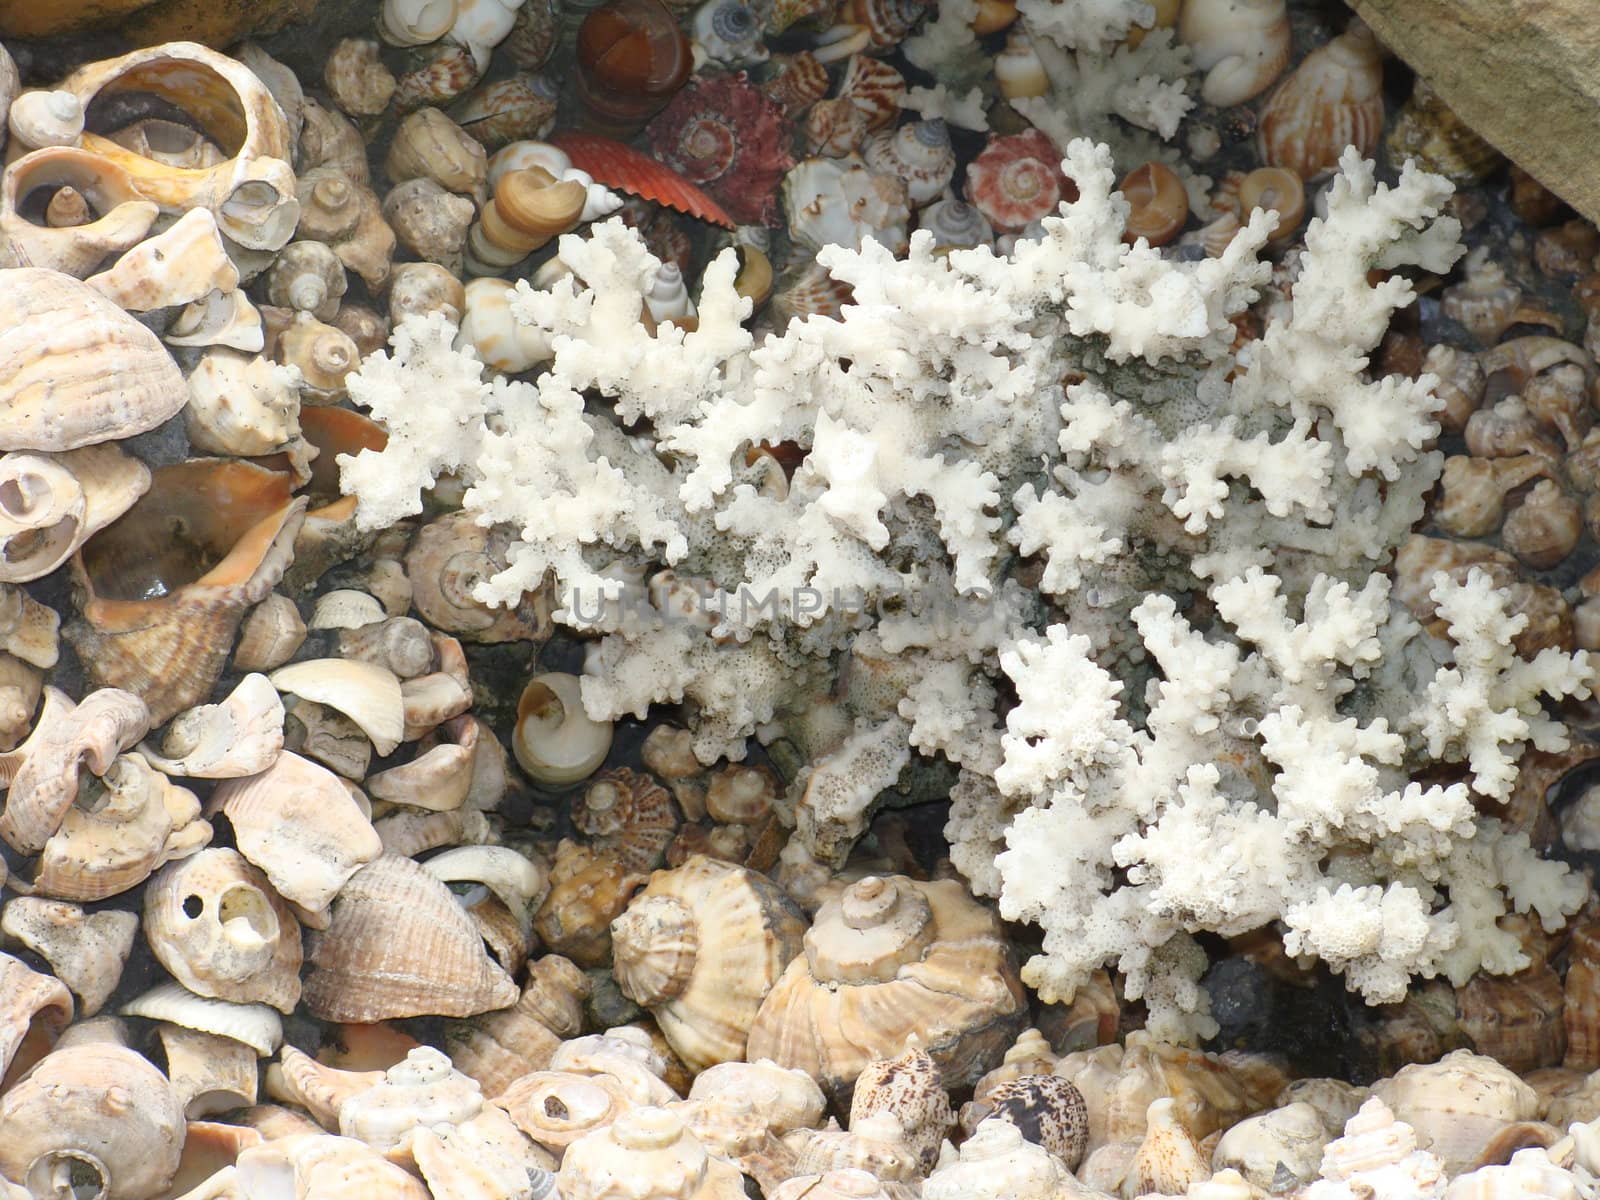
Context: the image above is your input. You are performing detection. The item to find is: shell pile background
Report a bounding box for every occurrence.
[0,1,1598,1199]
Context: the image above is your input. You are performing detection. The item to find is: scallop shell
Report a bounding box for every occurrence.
[551,132,735,228]
[65,460,307,725]
[747,875,1027,1101]
[612,855,806,1072]
[0,269,186,452]
[1258,22,1384,180]
[0,1043,185,1200]
[303,854,520,1022]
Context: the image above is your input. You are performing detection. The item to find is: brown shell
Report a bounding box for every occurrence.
[1455,965,1566,1075]
[446,955,591,1098]
[961,1074,1087,1170]
[405,510,552,642]
[849,1045,954,1173]
[1565,909,1600,1070]
[0,269,186,453]
[534,840,649,968]
[304,854,520,1022]
[746,876,1027,1101]
[551,133,735,228]
[1258,24,1384,180]
[575,768,682,874]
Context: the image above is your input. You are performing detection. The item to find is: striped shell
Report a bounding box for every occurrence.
[453,73,560,151]
[1258,23,1384,180]
[551,132,735,227]
[393,44,482,116]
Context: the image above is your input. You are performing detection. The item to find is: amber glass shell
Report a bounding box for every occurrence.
[575,0,692,136]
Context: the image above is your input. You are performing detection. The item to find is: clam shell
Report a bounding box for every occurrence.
[209,750,383,914]
[303,854,520,1022]
[0,268,186,452]
[551,132,735,228]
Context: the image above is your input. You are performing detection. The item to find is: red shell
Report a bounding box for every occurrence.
[551,132,736,228]
[965,128,1075,233]
[647,73,793,226]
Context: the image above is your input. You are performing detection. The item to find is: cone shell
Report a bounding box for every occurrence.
[551,132,735,227]
[0,269,186,453]
[747,876,1026,1100]
[1258,23,1384,180]
[66,461,307,725]
[612,855,806,1072]
[304,854,520,1022]
[0,1043,184,1200]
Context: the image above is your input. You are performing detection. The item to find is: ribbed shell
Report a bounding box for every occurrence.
[551,133,735,228]
[746,876,1026,1100]
[612,855,807,1072]
[0,269,186,452]
[304,854,520,1022]
[1258,24,1384,180]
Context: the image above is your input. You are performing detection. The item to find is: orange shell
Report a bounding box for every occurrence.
[550,132,735,228]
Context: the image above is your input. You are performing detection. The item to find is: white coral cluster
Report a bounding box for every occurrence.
[338,139,1594,1041]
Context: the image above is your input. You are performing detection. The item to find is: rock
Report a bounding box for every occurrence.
[0,0,316,46]
[1354,0,1600,224]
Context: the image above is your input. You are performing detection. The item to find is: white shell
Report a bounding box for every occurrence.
[0,899,137,1017]
[1178,0,1292,107]
[121,981,284,1055]
[140,673,284,779]
[271,658,406,755]
[457,277,553,372]
[8,90,84,151]
[0,444,149,583]
[514,672,613,786]
[382,0,462,45]
[185,351,302,458]
[310,589,389,630]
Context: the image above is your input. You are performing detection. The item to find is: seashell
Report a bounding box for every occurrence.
[400,629,472,740]
[236,1132,432,1199]
[265,239,348,322]
[414,1109,559,1199]
[304,854,520,1021]
[994,29,1048,101]
[406,509,553,640]
[450,0,524,71]
[922,1118,1067,1200]
[376,804,493,858]
[301,98,371,186]
[863,119,955,207]
[453,73,560,151]
[917,192,995,252]
[1258,22,1384,180]
[572,0,694,136]
[1387,77,1504,188]
[296,168,396,291]
[284,696,374,781]
[0,654,41,756]
[772,1170,914,1200]
[496,1069,636,1156]
[691,0,767,68]
[7,90,84,152]
[783,154,910,254]
[267,1045,385,1129]
[506,0,560,66]
[576,768,681,873]
[1372,1048,1538,1176]
[1457,967,1567,1077]
[689,1059,826,1135]
[143,847,303,1012]
[791,1111,921,1182]
[0,445,149,584]
[0,268,186,452]
[66,461,307,725]
[157,1022,260,1118]
[648,73,793,226]
[534,839,649,966]
[164,1117,264,1194]
[234,595,307,673]
[748,875,1027,1101]
[611,855,805,1072]
[836,55,905,130]
[270,658,405,756]
[1443,248,1524,344]
[962,1074,1087,1169]
[1524,363,1591,450]
[1178,0,1291,107]
[333,302,391,359]
[42,186,91,228]
[425,844,549,931]
[803,97,870,158]
[1119,160,1187,247]
[762,51,830,115]
[558,1106,746,1200]
[0,585,58,673]
[125,984,285,1062]
[338,1045,485,1155]
[446,954,589,1096]
[0,951,73,1082]
[515,672,614,786]
[101,117,227,171]
[395,43,485,115]
[387,107,489,200]
[140,673,284,781]
[1210,1100,1325,1190]
[209,749,384,914]
[1432,454,1550,539]
[552,132,734,228]
[1237,165,1303,243]
[0,900,136,1018]
[325,37,398,118]
[60,42,301,252]
[0,686,148,855]
[0,147,160,278]
[1122,1096,1210,1199]
[165,286,265,354]
[849,1045,954,1174]
[966,130,1071,234]
[310,589,386,632]
[1502,479,1582,569]
[185,350,301,460]
[382,0,462,45]
[468,165,586,271]
[0,1043,184,1199]
[829,0,924,51]
[1535,219,1600,280]
[384,178,477,276]
[971,1029,1060,1099]
[85,206,240,315]
[1464,396,1562,465]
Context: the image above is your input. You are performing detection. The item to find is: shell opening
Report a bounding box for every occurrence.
[86,61,247,155]
[217,883,277,946]
[0,473,49,519]
[27,1150,109,1200]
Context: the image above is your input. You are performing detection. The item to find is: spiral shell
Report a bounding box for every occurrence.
[762,52,829,115]
[394,43,482,115]
[863,119,956,207]
[381,0,461,44]
[1387,77,1503,187]
[837,54,905,130]
[1178,0,1291,107]
[1258,23,1384,179]
[453,73,560,150]
[966,130,1071,234]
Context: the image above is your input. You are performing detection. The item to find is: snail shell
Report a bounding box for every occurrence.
[1178,0,1291,107]
[1258,23,1384,180]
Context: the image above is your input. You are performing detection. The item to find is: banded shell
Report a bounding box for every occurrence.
[966,130,1071,234]
[394,44,482,115]
[1258,23,1384,180]
[612,855,807,1071]
[862,119,956,207]
[453,73,560,150]
[0,270,186,453]
[303,854,520,1021]
[1387,78,1503,188]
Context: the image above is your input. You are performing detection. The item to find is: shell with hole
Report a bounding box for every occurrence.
[0,443,149,584]
[208,749,384,915]
[747,875,1028,1102]
[0,146,160,278]
[65,460,307,725]
[0,1042,185,1200]
[303,853,520,1022]
[57,42,300,251]
[611,854,806,1072]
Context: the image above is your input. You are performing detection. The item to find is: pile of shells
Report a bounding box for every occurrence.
[0,1,1597,1199]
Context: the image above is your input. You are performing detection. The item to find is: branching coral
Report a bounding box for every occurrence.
[339,138,1595,1041]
